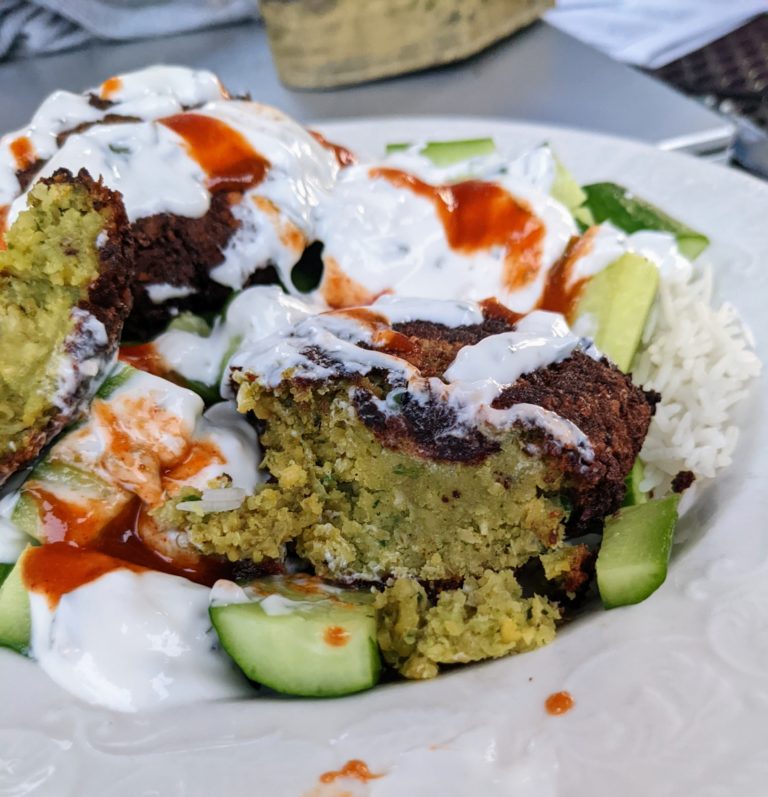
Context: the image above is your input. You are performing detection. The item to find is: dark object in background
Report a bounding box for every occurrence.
[261,0,554,89]
[652,14,768,133]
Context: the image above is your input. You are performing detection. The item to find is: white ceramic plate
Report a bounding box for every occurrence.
[1,118,766,797]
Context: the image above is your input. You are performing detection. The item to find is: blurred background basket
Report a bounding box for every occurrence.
[261,0,554,89]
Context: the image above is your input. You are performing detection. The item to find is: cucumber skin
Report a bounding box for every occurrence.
[0,548,32,655]
[386,138,495,166]
[582,183,709,260]
[576,252,659,373]
[597,495,680,610]
[551,157,588,215]
[210,602,381,698]
[623,459,648,507]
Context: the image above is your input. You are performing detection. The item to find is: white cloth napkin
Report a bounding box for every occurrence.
[0,0,259,59]
[546,0,766,69]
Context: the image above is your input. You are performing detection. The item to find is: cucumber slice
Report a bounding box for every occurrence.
[13,460,130,543]
[210,578,381,697]
[0,546,32,654]
[582,182,709,259]
[596,495,679,609]
[576,252,659,373]
[386,138,495,166]
[96,364,135,400]
[551,157,588,216]
[0,563,12,589]
[167,312,212,337]
[623,459,648,507]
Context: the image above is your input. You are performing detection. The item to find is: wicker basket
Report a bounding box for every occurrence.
[261,0,554,89]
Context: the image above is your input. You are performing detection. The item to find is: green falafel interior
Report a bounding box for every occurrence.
[0,169,132,485]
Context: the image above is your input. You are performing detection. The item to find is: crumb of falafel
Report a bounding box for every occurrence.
[374,570,560,679]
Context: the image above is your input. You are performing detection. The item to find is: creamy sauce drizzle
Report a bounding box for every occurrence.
[370,167,545,291]
[232,297,595,457]
[24,370,260,588]
[26,563,250,712]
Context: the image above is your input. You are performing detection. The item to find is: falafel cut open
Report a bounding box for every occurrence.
[0,168,133,485]
[182,298,656,590]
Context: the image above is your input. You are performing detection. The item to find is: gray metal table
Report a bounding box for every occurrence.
[0,20,733,153]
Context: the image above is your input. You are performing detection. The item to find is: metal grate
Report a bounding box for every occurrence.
[652,13,768,131]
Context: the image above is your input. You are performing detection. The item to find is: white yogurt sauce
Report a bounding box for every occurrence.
[444,311,586,398]
[209,579,318,615]
[193,402,262,492]
[0,65,225,206]
[154,285,317,389]
[28,568,250,712]
[313,148,577,312]
[51,308,110,416]
[8,122,211,224]
[52,369,261,499]
[94,65,225,118]
[232,297,594,456]
[2,69,339,300]
[145,283,199,304]
[210,577,346,615]
[370,295,484,327]
[568,223,693,284]
[230,310,418,390]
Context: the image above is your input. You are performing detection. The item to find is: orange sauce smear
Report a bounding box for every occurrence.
[118,342,168,376]
[319,760,383,785]
[9,135,36,171]
[369,167,545,291]
[323,625,350,647]
[320,256,378,309]
[333,307,415,354]
[536,227,598,321]
[99,76,123,99]
[308,129,356,167]
[163,440,224,487]
[21,542,145,609]
[545,690,575,716]
[23,485,118,547]
[161,112,270,192]
[25,489,230,587]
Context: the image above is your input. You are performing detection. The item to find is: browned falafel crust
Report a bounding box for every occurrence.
[0,168,134,484]
[305,305,657,522]
[124,192,239,339]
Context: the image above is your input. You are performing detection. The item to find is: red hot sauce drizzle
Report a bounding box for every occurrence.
[545,690,575,716]
[21,542,146,609]
[99,76,123,100]
[536,227,599,322]
[25,487,231,587]
[9,135,36,171]
[160,112,271,192]
[369,167,546,291]
[308,129,357,167]
[319,760,384,785]
[118,342,168,376]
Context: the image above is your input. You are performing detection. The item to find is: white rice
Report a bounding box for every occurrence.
[631,264,762,496]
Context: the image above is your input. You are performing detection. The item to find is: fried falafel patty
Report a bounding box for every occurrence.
[0,66,341,339]
[174,297,655,583]
[0,168,133,484]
